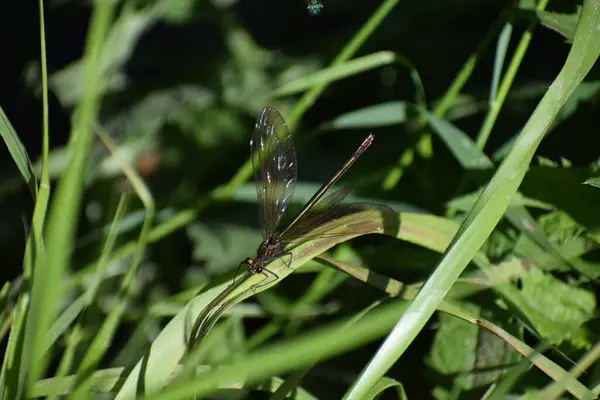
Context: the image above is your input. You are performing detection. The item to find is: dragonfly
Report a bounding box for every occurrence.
[237,107,390,286]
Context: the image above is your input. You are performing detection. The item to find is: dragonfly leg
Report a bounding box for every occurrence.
[255,267,279,289]
[282,252,293,271]
[232,262,244,284]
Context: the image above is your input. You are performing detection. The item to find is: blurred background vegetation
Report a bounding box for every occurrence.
[1,0,600,398]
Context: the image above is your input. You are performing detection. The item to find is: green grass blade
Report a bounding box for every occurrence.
[490,22,513,105]
[47,193,129,400]
[22,1,117,395]
[0,106,37,199]
[476,0,550,149]
[69,127,155,396]
[1,2,51,397]
[364,377,407,400]
[273,51,425,106]
[32,366,317,399]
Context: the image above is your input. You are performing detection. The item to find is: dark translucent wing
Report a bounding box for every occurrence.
[277,187,393,245]
[281,202,394,249]
[250,107,297,240]
[276,187,350,242]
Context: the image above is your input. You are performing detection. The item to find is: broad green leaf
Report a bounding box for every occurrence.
[428,304,479,380]
[429,304,522,391]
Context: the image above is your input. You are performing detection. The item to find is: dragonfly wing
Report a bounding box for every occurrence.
[251,107,297,239]
[278,187,394,245]
[281,202,395,248]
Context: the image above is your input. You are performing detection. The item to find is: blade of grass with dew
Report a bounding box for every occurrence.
[343,0,600,397]
[21,1,117,397]
[68,126,155,397]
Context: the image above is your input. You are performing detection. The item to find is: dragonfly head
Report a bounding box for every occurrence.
[243,257,263,274]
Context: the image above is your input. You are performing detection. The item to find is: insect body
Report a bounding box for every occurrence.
[307,0,323,15]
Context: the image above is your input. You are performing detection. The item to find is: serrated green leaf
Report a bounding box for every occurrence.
[429,303,480,379]
[520,268,595,347]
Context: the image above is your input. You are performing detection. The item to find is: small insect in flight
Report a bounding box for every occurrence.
[307,0,323,15]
